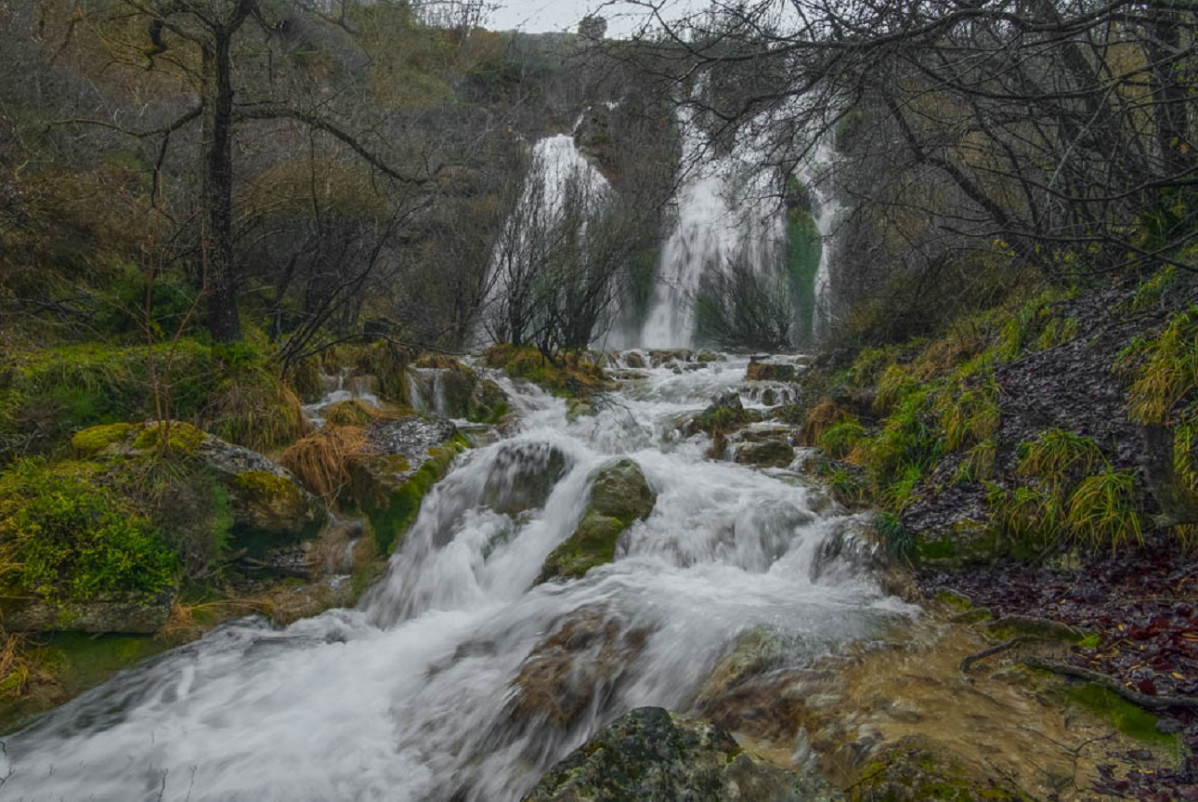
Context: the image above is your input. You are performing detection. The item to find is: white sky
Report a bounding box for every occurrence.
[485,1,701,35]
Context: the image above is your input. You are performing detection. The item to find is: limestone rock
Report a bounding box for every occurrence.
[735,440,796,468]
[483,441,570,516]
[3,593,173,634]
[523,707,842,802]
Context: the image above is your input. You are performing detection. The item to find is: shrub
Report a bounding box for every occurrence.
[1127,305,1198,425]
[0,459,177,603]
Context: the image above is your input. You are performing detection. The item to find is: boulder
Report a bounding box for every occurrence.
[735,440,796,468]
[483,441,570,516]
[537,459,655,582]
[746,360,798,382]
[348,415,466,553]
[2,593,173,635]
[508,606,648,729]
[523,707,843,802]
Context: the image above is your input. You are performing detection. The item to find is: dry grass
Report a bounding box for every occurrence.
[804,400,852,446]
[159,598,277,644]
[207,370,309,451]
[279,425,369,501]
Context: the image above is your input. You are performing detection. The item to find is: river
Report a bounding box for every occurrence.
[0,353,912,801]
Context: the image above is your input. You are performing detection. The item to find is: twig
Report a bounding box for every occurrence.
[961,636,1028,673]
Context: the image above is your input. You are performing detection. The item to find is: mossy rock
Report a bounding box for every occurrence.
[853,735,1029,801]
[70,423,134,457]
[467,378,508,424]
[226,469,322,554]
[735,439,796,468]
[746,361,797,382]
[537,458,656,582]
[538,513,626,582]
[525,707,842,802]
[132,421,207,455]
[588,458,656,525]
[686,392,751,437]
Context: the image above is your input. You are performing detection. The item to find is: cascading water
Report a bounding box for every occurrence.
[795,139,842,337]
[0,357,912,802]
[639,106,789,349]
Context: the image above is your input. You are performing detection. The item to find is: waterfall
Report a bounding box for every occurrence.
[639,106,788,349]
[637,104,841,349]
[0,355,912,802]
[479,133,610,346]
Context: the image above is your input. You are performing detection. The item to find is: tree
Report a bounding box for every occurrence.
[611,0,1197,313]
[58,0,482,342]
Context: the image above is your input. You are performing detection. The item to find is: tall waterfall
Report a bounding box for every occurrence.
[0,357,911,802]
[479,133,610,345]
[638,106,841,349]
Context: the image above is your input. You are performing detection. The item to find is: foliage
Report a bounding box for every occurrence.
[482,344,608,397]
[818,420,865,459]
[0,459,177,603]
[1127,305,1198,425]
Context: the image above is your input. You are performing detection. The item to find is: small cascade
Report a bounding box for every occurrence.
[302,370,381,425]
[407,367,449,417]
[794,139,842,336]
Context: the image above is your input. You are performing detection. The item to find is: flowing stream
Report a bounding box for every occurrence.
[0,355,911,801]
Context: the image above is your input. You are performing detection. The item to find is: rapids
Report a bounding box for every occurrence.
[0,355,912,801]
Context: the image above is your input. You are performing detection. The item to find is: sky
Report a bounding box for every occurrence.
[485,0,700,36]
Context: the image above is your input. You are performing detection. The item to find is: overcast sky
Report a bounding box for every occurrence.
[485,1,699,35]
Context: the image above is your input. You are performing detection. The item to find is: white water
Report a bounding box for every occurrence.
[0,356,911,801]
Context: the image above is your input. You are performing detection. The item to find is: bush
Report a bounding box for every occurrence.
[0,459,177,603]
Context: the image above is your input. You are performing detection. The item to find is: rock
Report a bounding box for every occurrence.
[509,606,648,729]
[3,592,173,634]
[348,415,465,553]
[483,441,570,516]
[523,707,842,802]
[537,458,655,582]
[746,361,797,382]
[735,440,795,468]
[685,391,751,437]
[624,352,645,369]
[856,735,1022,801]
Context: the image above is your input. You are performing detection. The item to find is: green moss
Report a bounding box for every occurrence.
[481,344,608,397]
[70,423,134,457]
[915,535,957,561]
[232,470,295,499]
[538,513,625,581]
[361,440,465,554]
[0,458,178,604]
[132,421,207,455]
[1064,684,1180,757]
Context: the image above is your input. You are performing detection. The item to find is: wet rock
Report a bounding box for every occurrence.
[746,360,797,382]
[508,606,648,729]
[349,415,466,553]
[857,735,1024,801]
[523,707,842,801]
[483,441,570,516]
[735,439,795,468]
[685,391,752,437]
[537,458,655,582]
[2,593,173,634]
[624,351,645,369]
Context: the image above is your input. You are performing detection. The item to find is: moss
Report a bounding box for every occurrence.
[322,399,379,427]
[360,440,465,554]
[1063,684,1181,758]
[132,421,207,455]
[915,534,957,561]
[538,513,625,582]
[482,344,609,397]
[231,469,296,499]
[70,423,134,457]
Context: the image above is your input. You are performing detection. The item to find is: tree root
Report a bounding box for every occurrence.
[1023,657,1198,711]
[960,637,1029,674]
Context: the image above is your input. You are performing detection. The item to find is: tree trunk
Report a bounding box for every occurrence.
[201,31,241,342]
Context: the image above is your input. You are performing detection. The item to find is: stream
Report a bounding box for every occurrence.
[0,354,913,801]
